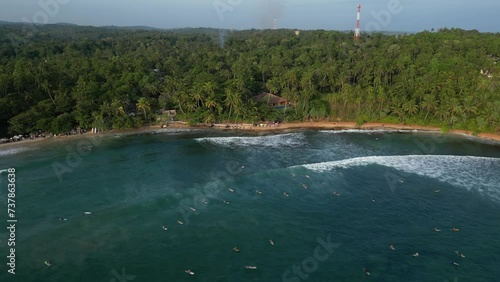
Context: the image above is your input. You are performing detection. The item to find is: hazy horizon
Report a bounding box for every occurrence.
[1,0,499,33]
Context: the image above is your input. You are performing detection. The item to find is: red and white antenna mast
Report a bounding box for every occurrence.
[274,17,277,30]
[354,4,361,41]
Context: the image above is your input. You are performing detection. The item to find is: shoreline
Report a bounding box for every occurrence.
[1,122,499,151]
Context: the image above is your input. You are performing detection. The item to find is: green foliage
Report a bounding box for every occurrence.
[51,113,75,133]
[309,100,329,120]
[0,24,499,135]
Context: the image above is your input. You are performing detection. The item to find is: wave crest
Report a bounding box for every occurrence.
[196,133,305,148]
[302,155,500,201]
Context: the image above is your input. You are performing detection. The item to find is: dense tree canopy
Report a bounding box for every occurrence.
[0,24,498,136]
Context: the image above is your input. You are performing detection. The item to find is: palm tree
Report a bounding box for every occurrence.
[403,99,419,116]
[444,97,463,125]
[421,94,438,122]
[224,87,241,122]
[136,97,151,121]
[111,98,126,116]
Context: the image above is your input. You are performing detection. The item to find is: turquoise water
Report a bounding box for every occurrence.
[0,129,499,282]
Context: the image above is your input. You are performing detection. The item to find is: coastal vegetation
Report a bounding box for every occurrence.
[0,24,499,136]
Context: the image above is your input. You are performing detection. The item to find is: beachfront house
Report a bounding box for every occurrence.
[254,93,289,108]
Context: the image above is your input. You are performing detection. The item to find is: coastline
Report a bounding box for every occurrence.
[1,122,499,151]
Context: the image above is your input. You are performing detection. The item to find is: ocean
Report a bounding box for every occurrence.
[0,129,499,282]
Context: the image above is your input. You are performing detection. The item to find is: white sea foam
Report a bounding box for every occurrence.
[0,146,33,157]
[319,129,414,134]
[302,155,500,201]
[196,133,305,148]
[149,128,200,135]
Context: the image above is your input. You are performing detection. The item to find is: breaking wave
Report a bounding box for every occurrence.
[195,133,305,148]
[301,155,500,201]
[0,146,33,157]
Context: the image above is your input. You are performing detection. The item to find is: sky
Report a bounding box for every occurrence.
[0,0,499,33]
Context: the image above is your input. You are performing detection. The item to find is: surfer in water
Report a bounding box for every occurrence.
[451,228,460,232]
[370,197,375,202]
[256,190,262,195]
[229,188,234,192]
[452,261,460,266]
[302,184,308,189]
[333,191,340,197]
[283,192,289,197]
[269,239,275,246]
[389,244,395,251]
[413,252,420,257]
[162,225,168,231]
[58,217,67,221]
[44,260,52,267]
[177,220,184,225]
[245,266,257,270]
[190,207,196,212]
[233,247,240,252]
[455,251,465,258]
[223,200,230,205]
[363,268,370,276]
[434,227,441,232]
[185,269,195,275]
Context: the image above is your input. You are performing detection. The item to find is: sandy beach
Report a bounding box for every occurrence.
[1,121,499,151]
